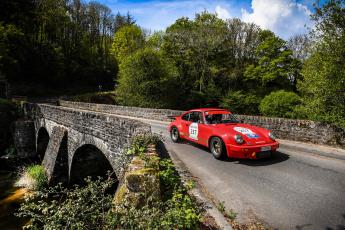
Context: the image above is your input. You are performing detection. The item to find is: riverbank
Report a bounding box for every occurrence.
[0,170,27,229]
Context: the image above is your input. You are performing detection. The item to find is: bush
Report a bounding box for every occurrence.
[127,134,160,156]
[116,48,179,108]
[26,165,48,191]
[17,177,115,229]
[220,90,260,115]
[259,90,301,118]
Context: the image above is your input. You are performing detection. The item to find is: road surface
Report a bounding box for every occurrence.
[144,119,345,230]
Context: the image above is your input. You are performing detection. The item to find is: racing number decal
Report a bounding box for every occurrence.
[234,127,259,139]
[189,123,198,140]
[234,127,253,134]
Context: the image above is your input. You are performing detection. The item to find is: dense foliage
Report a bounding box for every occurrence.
[259,90,301,118]
[113,12,303,112]
[0,0,134,95]
[116,48,179,108]
[297,0,345,127]
[17,178,115,229]
[1,0,344,127]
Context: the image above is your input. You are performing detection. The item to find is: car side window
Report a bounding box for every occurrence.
[189,112,203,123]
[181,113,190,121]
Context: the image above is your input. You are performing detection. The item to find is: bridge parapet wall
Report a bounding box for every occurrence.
[59,100,184,122]
[59,100,345,148]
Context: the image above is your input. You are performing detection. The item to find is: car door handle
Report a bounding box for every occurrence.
[185,124,189,126]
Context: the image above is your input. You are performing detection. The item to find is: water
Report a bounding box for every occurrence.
[0,166,28,229]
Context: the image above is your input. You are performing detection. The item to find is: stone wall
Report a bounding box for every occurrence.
[59,100,345,148]
[59,100,184,122]
[12,120,36,158]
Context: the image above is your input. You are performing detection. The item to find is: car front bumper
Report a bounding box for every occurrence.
[226,142,279,159]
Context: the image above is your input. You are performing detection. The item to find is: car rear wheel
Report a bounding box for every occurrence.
[210,137,226,159]
[170,126,180,143]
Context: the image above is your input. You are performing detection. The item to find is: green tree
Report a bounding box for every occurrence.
[0,23,25,79]
[147,31,165,50]
[116,48,178,108]
[259,90,301,118]
[162,12,228,108]
[244,30,301,94]
[111,25,144,64]
[220,91,260,115]
[298,0,345,127]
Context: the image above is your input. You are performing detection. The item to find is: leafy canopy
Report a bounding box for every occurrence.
[244,30,301,92]
[111,25,144,64]
[116,47,178,108]
[298,0,345,127]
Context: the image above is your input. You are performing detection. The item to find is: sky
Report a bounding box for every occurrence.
[91,0,326,39]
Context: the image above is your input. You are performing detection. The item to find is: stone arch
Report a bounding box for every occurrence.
[36,127,49,162]
[50,132,69,185]
[69,144,117,185]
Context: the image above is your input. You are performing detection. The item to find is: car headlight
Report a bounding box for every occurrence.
[234,134,244,144]
[269,132,276,140]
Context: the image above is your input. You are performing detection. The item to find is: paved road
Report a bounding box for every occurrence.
[146,119,345,230]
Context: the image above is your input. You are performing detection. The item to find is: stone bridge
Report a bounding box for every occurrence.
[22,103,150,185]
[14,100,345,186]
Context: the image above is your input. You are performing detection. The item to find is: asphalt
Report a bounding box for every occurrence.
[145,119,345,230]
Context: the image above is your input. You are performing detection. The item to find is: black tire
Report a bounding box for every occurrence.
[209,137,226,159]
[170,126,181,143]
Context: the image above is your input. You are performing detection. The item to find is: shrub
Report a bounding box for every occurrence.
[259,90,301,118]
[17,177,115,229]
[26,165,48,191]
[220,90,260,115]
[127,134,160,156]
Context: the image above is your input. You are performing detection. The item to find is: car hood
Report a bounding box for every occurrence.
[221,123,272,145]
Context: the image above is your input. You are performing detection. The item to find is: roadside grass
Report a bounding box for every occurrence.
[216,201,237,221]
[16,165,47,191]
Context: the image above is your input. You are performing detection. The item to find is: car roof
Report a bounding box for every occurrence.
[188,108,229,112]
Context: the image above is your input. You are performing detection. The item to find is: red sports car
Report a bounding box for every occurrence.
[168,108,279,159]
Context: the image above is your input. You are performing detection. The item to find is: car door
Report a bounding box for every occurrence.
[196,112,210,147]
[180,112,191,139]
[185,111,209,144]
[187,112,199,142]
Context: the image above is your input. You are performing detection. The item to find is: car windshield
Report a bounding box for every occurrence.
[205,112,239,124]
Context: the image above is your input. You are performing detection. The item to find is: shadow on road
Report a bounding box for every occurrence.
[234,151,290,166]
[179,140,290,166]
[325,214,345,230]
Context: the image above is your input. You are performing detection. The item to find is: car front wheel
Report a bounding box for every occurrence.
[170,126,180,143]
[210,137,226,159]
